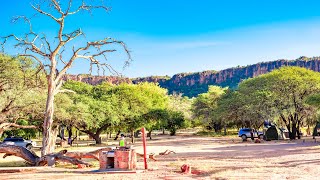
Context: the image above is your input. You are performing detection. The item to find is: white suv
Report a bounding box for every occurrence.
[2,137,36,150]
[238,128,264,141]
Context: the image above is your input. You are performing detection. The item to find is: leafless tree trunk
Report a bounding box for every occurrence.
[1,0,131,156]
[42,78,56,155]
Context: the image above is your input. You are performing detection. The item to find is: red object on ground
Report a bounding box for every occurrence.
[181,164,191,174]
[141,127,148,170]
[191,170,202,175]
[77,164,86,169]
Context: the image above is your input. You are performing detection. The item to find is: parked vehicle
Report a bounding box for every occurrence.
[2,137,36,150]
[238,128,264,141]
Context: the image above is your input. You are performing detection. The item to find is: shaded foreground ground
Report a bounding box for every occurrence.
[1,135,320,180]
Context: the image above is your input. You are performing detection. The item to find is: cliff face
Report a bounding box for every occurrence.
[62,75,131,85]
[64,56,320,97]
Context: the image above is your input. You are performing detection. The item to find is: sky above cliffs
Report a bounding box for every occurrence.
[1,0,320,77]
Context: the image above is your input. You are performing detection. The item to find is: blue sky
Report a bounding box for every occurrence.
[1,0,320,77]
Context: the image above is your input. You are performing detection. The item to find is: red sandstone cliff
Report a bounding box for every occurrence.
[64,56,320,97]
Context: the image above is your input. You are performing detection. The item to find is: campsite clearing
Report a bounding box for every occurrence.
[0,134,320,180]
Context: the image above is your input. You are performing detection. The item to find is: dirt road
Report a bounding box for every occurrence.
[1,135,320,180]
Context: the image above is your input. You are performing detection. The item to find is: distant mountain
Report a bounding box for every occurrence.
[64,56,320,97]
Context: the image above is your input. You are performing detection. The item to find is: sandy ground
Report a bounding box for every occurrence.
[0,134,320,180]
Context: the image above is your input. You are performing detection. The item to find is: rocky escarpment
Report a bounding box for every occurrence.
[63,74,131,85]
[64,56,320,97]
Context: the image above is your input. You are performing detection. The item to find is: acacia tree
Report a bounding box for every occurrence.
[192,86,227,132]
[238,67,320,139]
[104,83,168,143]
[168,94,194,128]
[142,109,169,139]
[1,1,130,155]
[0,54,44,137]
[62,81,119,144]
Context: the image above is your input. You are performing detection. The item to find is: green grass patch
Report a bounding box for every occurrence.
[0,161,29,167]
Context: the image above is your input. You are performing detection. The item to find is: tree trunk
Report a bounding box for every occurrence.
[134,130,140,138]
[42,79,56,156]
[162,128,165,135]
[131,130,134,144]
[147,130,152,140]
[59,125,65,140]
[291,124,297,140]
[67,126,74,145]
[297,123,301,139]
[50,127,59,149]
[92,133,102,144]
[67,126,72,139]
[114,130,121,140]
[0,145,92,167]
[0,145,40,165]
[65,147,111,161]
[213,123,222,133]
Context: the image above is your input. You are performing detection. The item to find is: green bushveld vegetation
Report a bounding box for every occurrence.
[1,54,320,141]
[193,67,320,139]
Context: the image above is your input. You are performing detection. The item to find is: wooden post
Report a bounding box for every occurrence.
[141,127,148,170]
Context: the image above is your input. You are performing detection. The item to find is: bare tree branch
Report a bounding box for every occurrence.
[51,0,64,15]
[55,37,131,84]
[30,4,60,22]
[2,0,131,156]
[65,0,73,15]
[11,16,34,34]
[0,123,37,130]
[68,1,111,15]
[19,54,48,75]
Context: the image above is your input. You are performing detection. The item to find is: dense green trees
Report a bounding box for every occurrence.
[0,54,45,137]
[238,67,320,139]
[0,53,190,143]
[5,52,320,142]
[192,86,227,132]
[103,82,168,142]
[217,67,320,139]
[61,81,170,143]
[193,67,320,139]
[165,110,185,136]
[61,82,117,144]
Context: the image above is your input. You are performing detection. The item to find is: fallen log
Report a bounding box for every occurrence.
[65,147,112,160]
[0,145,40,166]
[0,145,92,167]
[136,149,176,161]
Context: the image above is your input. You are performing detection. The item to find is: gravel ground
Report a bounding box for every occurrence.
[1,135,320,180]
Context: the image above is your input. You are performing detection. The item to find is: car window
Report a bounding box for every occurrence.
[4,138,24,142]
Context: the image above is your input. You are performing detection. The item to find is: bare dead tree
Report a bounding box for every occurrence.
[1,0,131,156]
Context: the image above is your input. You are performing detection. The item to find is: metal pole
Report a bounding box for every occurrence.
[141,127,148,170]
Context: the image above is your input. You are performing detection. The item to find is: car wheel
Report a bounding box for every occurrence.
[241,135,247,141]
[258,134,264,139]
[26,144,32,150]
